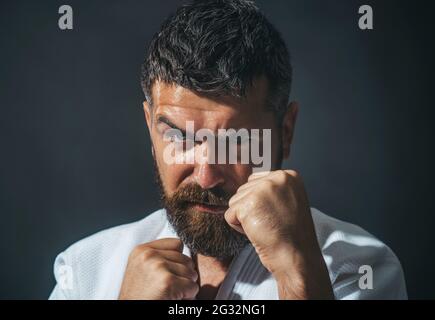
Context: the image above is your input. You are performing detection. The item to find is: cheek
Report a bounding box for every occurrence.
[151,137,189,193]
[231,164,253,187]
[160,165,191,194]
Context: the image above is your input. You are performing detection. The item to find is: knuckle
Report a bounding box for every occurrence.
[172,288,184,300]
[185,257,195,267]
[277,170,291,183]
[159,272,174,288]
[189,268,198,280]
[262,179,274,187]
[180,280,199,299]
[189,281,200,295]
[287,169,299,178]
[173,238,183,245]
[150,259,166,271]
[130,245,146,259]
[141,247,156,260]
[262,179,276,190]
[170,238,183,247]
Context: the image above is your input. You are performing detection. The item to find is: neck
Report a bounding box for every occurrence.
[193,254,232,300]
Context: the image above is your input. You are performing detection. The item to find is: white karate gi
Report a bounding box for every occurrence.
[49,208,407,300]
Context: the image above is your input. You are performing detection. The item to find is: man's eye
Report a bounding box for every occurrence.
[172,133,186,142]
[169,132,186,142]
[164,129,198,143]
[163,129,185,142]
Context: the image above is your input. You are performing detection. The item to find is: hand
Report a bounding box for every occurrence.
[225,170,334,299]
[118,238,199,300]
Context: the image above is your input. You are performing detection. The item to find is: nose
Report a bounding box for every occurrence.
[193,162,225,189]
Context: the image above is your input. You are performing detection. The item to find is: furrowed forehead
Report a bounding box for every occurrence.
[150,77,271,112]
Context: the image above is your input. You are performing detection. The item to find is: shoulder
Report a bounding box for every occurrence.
[312,207,386,250]
[49,209,168,299]
[310,207,407,299]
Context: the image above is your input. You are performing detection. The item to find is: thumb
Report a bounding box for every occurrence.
[224,207,246,235]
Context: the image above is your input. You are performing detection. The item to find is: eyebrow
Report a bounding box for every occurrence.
[156,115,187,136]
[156,115,266,141]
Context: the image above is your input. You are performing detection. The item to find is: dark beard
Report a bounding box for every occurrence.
[153,162,249,260]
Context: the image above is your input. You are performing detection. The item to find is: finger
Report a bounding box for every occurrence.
[173,276,199,300]
[236,177,263,192]
[284,169,299,178]
[228,187,251,207]
[142,238,184,252]
[165,261,198,281]
[248,170,271,181]
[224,206,245,234]
[157,250,195,269]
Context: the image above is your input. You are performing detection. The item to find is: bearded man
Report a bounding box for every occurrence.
[49,0,407,300]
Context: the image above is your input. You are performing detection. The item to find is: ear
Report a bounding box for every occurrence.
[281,101,299,159]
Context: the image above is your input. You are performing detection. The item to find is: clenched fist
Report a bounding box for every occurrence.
[118,238,199,300]
[225,170,334,299]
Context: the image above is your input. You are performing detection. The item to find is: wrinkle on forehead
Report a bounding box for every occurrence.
[153,82,233,112]
[152,78,270,111]
[151,78,275,130]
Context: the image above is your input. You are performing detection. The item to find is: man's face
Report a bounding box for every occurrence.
[143,78,295,259]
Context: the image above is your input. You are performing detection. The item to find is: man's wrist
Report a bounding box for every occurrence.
[267,243,335,300]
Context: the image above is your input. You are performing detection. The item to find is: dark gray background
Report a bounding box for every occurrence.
[0,0,434,299]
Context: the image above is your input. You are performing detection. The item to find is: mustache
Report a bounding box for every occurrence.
[170,183,231,207]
